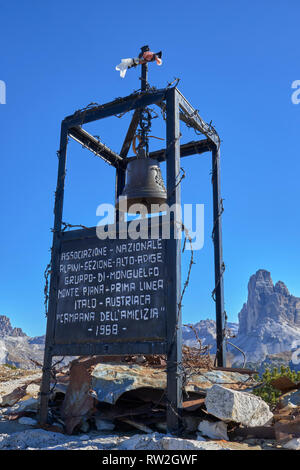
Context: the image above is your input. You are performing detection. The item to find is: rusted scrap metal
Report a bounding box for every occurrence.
[0,385,28,407]
[271,404,300,443]
[230,425,276,440]
[90,363,254,405]
[95,402,158,421]
[39,423,65,434]
[60,356,124,434]
[182,397,206,412]
[270,376,300,394]
[59,355,255,434]
[91,363,166,405]
[61,357,98,434]
[275,417,300,443]
[212,367,257,375]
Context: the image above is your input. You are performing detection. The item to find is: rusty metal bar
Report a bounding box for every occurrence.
[126,139,212,163]
[39,123,69,425]
[176,89,220,147]
[211,144,226,367]
[68,126,123,167]
[165,87,183,435]
[64,90,167,127]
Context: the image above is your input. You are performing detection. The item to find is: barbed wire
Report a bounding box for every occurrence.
[43,262,51,317]
[61,221,90,232]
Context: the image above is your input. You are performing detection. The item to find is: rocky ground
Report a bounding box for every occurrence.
[0,361,299,451]
[0,428,281,451]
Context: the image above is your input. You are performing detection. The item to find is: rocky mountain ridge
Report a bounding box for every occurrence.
[238,270,300,335]
[230,270,300,363]
[182,270,300,367]
[0,315,26,338]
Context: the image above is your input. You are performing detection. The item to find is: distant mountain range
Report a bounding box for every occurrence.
[183,269,300,369]
[1,269,300,370]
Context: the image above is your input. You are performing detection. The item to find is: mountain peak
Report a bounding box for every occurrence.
[0,315,26,338]
[254,269,272,280]
[233,270,300,362]
[274,280,290,297]
[239,270,300,335]
[248,269,274,294]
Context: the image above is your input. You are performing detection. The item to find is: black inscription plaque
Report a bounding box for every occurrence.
[54,227,167,345]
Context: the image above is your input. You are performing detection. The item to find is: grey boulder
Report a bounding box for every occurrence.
[205,385,273,427]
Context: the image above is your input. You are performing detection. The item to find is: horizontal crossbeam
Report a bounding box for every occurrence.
[147,139,212,162]
[176,89,220,147]
[126,139,212,163]
[64,89,167,127]
[52,341,167,357]
[68,126,123,167]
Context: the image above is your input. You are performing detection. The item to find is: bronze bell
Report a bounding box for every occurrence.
[116,151,167,214]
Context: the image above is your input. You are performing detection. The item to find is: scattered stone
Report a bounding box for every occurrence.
[281,390,300,407]
[0,372,41,406]
[283,438,300,450]
[2,397,39,416]
[205,385,273,426]
[116,433,261,451]
[0,429,68,450]
[0,428,267,451]
[25,383,41,399]
[0,429,121,450]
[162,436,223,451]
[135,356,146,364]
[198,420,229,440]
[116,433,225,451]
[18,417,37,426]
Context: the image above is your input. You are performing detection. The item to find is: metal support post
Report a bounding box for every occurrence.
[39,123,68,424]
[166,88,182,435]
[211,144,227,367]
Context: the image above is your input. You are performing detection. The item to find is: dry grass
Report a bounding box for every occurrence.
[0,365,36,383]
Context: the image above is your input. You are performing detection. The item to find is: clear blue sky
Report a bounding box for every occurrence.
[0,1,299,336]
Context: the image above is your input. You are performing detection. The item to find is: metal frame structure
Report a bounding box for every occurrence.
[39,85,226,436]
